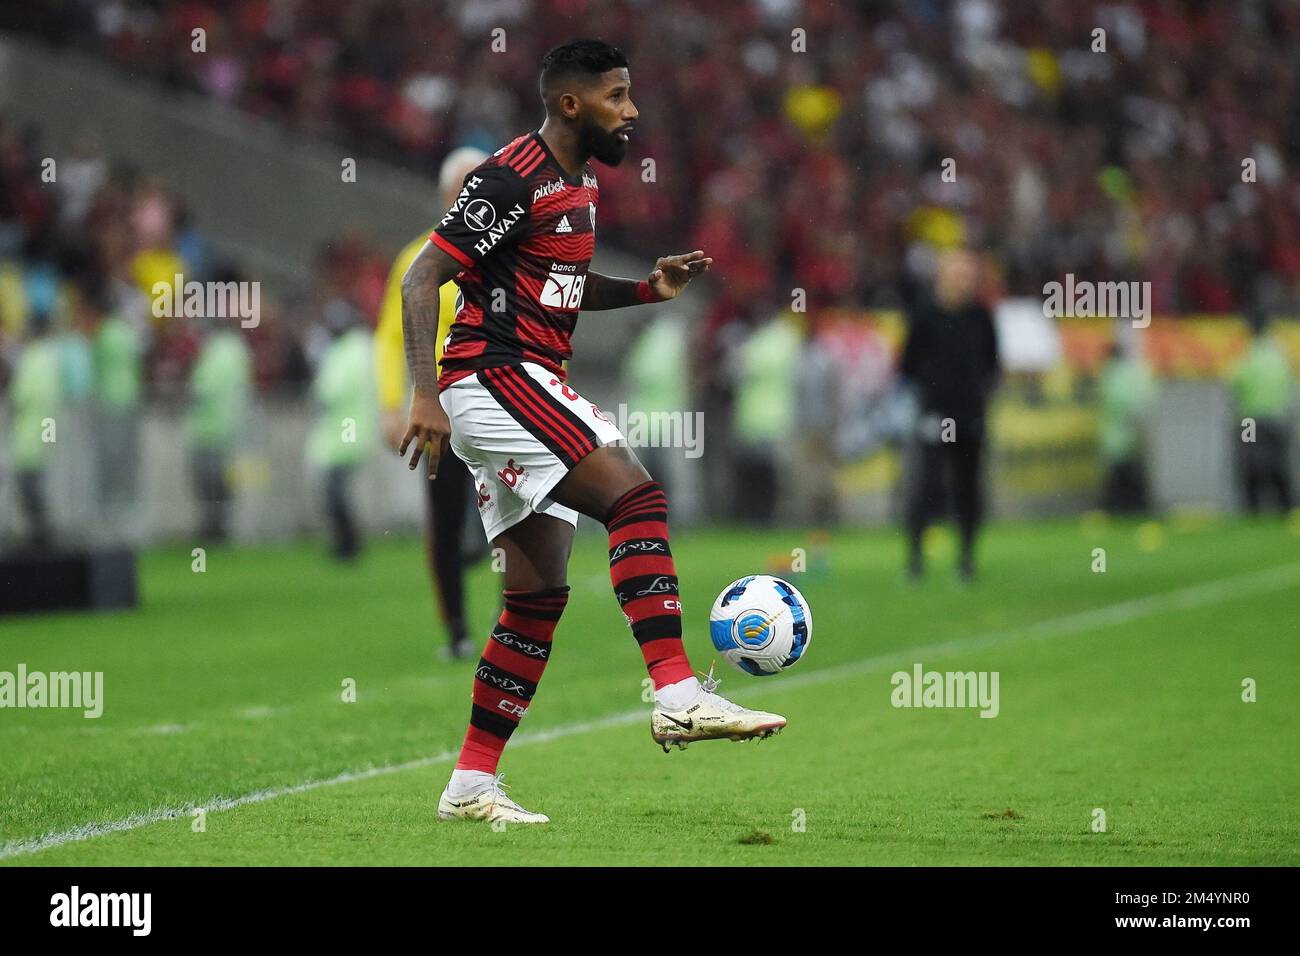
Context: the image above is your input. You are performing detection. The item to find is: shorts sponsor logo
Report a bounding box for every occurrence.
[476,482,491,509]
[497,458,526,489]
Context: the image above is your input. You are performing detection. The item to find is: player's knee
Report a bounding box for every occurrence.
[604,475,671,531]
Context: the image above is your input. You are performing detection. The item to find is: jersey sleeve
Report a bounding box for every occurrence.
[430,164,530,268]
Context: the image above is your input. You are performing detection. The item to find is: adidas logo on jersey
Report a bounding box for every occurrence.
[555,215,573,233]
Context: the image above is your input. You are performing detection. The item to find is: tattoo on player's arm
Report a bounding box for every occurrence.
[401,242,458,391]
[580,272,642,311]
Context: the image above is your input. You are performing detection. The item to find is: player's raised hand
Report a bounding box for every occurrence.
[648,250,712,300]
[399,387,452,479]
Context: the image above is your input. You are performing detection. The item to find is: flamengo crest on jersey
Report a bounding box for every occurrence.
[431,132,600,389]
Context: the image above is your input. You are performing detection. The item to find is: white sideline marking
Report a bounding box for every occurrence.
[2,561,1295,861]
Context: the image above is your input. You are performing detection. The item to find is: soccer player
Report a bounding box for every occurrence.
[375,147,490,658]
[399,39,787,824]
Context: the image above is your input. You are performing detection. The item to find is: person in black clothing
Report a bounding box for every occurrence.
[899,249,1000,581]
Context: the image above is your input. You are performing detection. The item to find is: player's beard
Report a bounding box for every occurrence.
[581,119,628,166]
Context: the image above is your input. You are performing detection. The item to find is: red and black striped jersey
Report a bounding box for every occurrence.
[431,131,600,388]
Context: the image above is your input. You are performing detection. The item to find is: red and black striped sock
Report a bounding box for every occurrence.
[455,586,568,773]
[605,481,694,689]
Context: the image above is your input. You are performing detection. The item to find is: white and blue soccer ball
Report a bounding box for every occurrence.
[709,575,812,676]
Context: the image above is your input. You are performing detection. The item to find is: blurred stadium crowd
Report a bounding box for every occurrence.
[0,0,1297,549]
[11,0,1300,319]
[0,114,391,393]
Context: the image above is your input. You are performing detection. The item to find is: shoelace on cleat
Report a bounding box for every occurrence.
[698,662,719,694]
[485,773,520,807]
[695,663,746,714]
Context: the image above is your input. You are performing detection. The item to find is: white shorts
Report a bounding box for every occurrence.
[439,363,625,541]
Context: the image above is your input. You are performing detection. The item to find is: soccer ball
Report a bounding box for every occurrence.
[708,575,812,676]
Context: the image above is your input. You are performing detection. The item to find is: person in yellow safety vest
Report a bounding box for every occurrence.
[8,309,61,549]
[374,145,488,660]
[1229,313,1295,514]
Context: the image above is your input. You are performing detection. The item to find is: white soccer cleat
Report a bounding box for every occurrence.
[437,774,550,825]
[651,667,787,753]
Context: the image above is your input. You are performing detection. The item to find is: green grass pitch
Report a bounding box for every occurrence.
[2,516,1297,865]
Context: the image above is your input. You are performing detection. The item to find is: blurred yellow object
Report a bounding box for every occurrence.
[905,206,966,249]
[1137,521,1165,552]
[131,248,187,315]
[1026,48,1062,97]
[0,261,27,338]
[374,235,459,412]
[783,84,841,139]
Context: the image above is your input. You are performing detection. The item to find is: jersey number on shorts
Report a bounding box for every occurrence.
[549,378,580,401]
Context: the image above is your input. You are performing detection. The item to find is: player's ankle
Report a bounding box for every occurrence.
[448,768,495,797]
[654,676,701,711]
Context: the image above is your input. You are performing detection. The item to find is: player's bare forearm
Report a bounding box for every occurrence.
[399,240,460,479]
[583,251,713,311]
[400,240,461,391]
[581,272,643,310]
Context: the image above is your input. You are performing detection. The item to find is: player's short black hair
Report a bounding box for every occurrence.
[540,39,628,99]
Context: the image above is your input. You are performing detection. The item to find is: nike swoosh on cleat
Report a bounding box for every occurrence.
[659,713,694,730]
[443,796,483,809]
